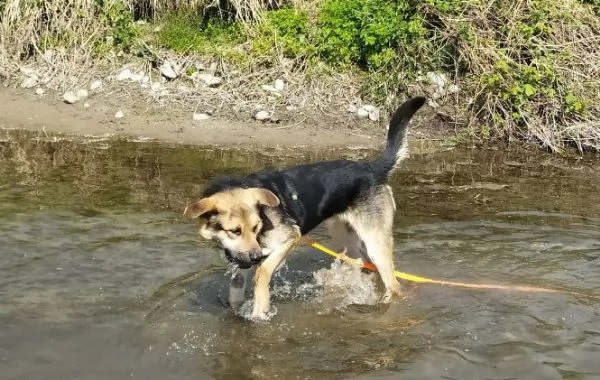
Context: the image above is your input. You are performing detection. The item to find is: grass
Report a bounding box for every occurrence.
[1,0,600,152]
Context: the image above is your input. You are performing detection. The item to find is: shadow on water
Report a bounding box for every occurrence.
[1,129,600,379]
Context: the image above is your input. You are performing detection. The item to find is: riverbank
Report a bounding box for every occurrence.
[0,87,454,152]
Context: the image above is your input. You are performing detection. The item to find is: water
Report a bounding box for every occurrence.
[1,130,599,379]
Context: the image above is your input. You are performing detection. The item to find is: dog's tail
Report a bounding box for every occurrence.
[374,96,426,177]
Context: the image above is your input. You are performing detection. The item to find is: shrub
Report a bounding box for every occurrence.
[251,7,315,59]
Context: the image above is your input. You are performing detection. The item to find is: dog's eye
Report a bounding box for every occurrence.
[228,227,242,236]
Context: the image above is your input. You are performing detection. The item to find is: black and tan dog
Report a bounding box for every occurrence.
[184,97,426,320]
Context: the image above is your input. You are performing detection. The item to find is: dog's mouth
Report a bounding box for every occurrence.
[223,248,263,269]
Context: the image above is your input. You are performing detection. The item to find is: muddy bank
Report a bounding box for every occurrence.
[0,87,450,151]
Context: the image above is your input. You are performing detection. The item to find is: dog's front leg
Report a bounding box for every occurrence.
[252,228,300,319]
[228,268,249,312]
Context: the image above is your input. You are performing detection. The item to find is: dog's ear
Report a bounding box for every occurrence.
[248,188,280,208]
[183,197,215,219]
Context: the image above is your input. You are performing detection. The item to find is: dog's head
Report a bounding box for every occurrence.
[183,188,280,268]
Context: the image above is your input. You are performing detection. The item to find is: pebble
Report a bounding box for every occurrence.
[193,112,211,121]
[116,68,132,81]
[115,110,124,119]
[76,89,89,100]
[35,88,45,95]
[63,91,79,104]
[273,79,285,91]
[20,76,38,88]
[159,61,178,79]
[129,72,145,82]
[89,79,103,91]
[356,107,370,118]
[254,110,271,121]
[198,73,222,86]
[426,71,449,89]
[355,104,380,121]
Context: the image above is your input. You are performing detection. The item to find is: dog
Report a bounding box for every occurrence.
[184,96,426,320]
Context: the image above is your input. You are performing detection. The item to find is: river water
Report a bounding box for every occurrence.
[1,130,599,379]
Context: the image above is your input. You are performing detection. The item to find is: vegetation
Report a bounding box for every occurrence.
[1,0,600,152]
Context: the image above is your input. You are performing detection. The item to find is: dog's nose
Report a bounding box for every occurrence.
[249,249,263,263]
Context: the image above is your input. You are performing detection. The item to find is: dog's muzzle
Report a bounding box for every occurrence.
[224,248,263,269]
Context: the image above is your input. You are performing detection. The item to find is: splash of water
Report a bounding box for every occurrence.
[312,259,380,310]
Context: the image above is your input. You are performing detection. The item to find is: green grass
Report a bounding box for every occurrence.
[157,13,244,54]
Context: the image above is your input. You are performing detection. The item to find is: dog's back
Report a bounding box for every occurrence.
[202,97,426,234]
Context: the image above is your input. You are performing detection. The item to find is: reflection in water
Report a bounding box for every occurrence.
[0,129,599,379]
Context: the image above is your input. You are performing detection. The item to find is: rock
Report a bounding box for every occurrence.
[254,110,270,121]
[63,91,79,104]
[274,79,285,92]
[159,61,178,79]
[286,105,298,112]
[356,107,369,118]
[198,73,222,86]
[84,102,90,108]
[355,105,380,121]
[193,112,211,121]
[116,68,132,81]
[20,76,38,88]
[115,110,124,119]
[367,108,380,121]
[348,104,358,113]
[89,80,103,91]
[262,84,278,93]
[426,72,449,89]
[35,88,45,96]
[447,84,460,94]
[142,75,150,84]
[76,89,89,100]
[129,72,145,82]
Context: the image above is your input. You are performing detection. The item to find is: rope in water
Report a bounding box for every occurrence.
[303,238,599,300]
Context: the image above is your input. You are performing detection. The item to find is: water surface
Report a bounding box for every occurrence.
[1,130,599,379]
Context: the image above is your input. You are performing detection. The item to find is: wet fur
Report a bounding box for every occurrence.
[184,97,426,319]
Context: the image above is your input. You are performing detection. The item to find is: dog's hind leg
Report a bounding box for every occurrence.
[342,187,401,303]
[252,226,301,319]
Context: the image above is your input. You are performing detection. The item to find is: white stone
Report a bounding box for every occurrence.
[116,68,132,81]
[447,84,460,94]
[356,108,369,118]
[368,108,380,121]
[84,102,90,108]
[142,75,150,83]
[198,73,222,86]
[348,104,358,113]
[115,110,124,119]
[35,88,45,95]
[254,110,270,121]
[90,80,103,91]
[274,79,285,91]
[20,76,38,88]
[159,61,178,79]
[130,72,145,82]
[426,71,449,89]
[262,84,278,93]
[63,91,79,104]
[76,89,89,100]
[193,112,211,121]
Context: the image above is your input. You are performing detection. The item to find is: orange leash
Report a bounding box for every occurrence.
[303,238,599,300]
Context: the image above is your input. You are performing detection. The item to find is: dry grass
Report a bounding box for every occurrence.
[433,0,600,152]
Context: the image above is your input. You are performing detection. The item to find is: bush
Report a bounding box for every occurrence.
[250,8,314,59]
[157,12,243,54]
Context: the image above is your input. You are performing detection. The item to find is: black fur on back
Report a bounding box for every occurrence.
[202,97,426,235]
